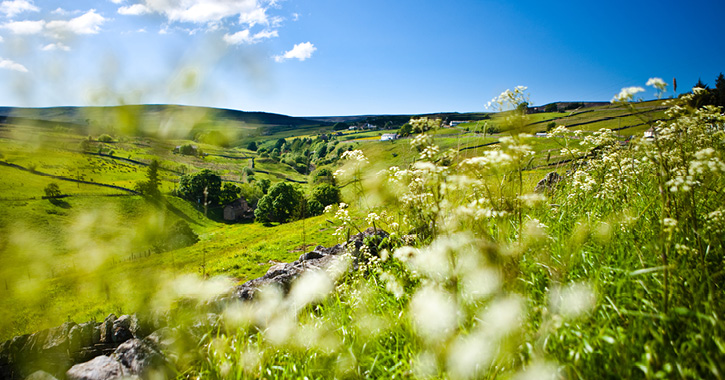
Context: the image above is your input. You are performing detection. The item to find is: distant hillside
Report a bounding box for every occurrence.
[0,105,326,128]
[309,112,492,128]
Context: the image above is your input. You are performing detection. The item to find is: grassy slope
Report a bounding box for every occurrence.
[0,100,672,342]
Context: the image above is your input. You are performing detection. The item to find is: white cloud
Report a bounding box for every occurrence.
[2,19,44,34]
[0,35,3,42]
[238,6,268,27]
[0,56,27,72]
[0,0,39,19]
[274,41,316,62]
[41,42,70,51]
[223,28,277,45]
[118,3,148,16]
[127,0,266,25]
[110,0,125,4]
[46,9,106,36]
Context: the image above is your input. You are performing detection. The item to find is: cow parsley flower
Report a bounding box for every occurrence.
[611,86,645,103]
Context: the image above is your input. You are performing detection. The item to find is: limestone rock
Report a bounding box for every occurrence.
[111,338,165,376]
[65,356,125,380]
[99,315,117,344]
[25,370,59,380]
[534,171,563,193]
[112,315,133,344]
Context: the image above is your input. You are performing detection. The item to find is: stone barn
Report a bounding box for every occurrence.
[223,197,255,221]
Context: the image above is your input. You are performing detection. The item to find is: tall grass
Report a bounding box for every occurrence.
[187,90,725,379]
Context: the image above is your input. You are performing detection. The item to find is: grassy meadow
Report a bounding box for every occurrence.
[1,95,724,379]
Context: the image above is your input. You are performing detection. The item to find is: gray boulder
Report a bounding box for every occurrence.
[111,338,165,376]
[24,370,59,380]
[112,315,133,344]
[534,171,563,193]
[99,315,117,344]
[65,356,125,380]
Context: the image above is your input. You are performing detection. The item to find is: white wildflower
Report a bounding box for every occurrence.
[611,86,645,103]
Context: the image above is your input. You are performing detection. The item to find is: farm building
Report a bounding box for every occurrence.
[381,133,399,141]
[644,127,657,139]
[223,197,255,221]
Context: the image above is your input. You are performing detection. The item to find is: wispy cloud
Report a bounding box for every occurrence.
[41,42,70,51]
[274,41,316,62]
[118,3,148,16]
[0,56,27,72]
[0,0,39,19]
[223,28,277,45]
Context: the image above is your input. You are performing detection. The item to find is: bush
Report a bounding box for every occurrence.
[98,134,114,142]
[164,220,199,250]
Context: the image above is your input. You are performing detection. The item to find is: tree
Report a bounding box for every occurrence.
[311,183,340,209]
[219,183,241,205]
[333,122,349,131]
[399,123,413,137]
[311,167,336,185]
[178,169,222,206]
[544,103,558,113]
[715,73,725,108]
[516,101,529,115]
[254,182,303,223]
[255,178,271,195]
[135,159,161,197]
[44,183,62,198]
[274,138,286,152]
[246,141,258,151]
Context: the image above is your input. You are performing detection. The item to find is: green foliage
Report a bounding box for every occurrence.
[398,123,413,137]
[310,183,341,210]
[544,103,558,112]
[274,138,286,151]
[219,182,241,205]
[134,159,161,197]
[177,169,222,206]
[255,178,271,195]
[97,134,114,143]
[43,182,61,198]
[246,141,258,151]
[516,101,529,114]
[311,167,336,185]
[254,182,303,223]
[161,220,199,251]
[176,144,201,157]
[333,122,349,131]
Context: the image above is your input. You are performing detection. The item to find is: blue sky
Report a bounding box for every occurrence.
[0,0,723,116]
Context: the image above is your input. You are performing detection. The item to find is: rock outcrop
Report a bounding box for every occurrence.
[534,171,563,193]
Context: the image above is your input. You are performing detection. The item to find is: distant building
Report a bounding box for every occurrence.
[644,127,657,139]
[223,197,255,222]
[381,133,398,141]
[535,132,548,137]
[450,121,466,127]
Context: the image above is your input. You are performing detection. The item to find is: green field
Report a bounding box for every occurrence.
[2,97,724,379]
